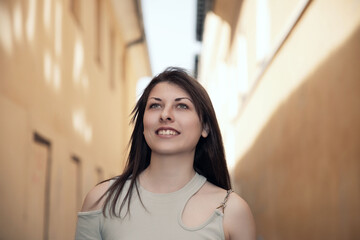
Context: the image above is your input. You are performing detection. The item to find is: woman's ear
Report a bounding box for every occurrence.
[202,124,209,138]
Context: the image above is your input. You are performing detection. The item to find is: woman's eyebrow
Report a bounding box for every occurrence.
[149,97,162,101]
[149,97,193,103]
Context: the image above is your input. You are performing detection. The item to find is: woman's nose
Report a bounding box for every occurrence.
[160,107,173,122]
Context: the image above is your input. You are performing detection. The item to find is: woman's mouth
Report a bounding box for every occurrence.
[156,129,179,136]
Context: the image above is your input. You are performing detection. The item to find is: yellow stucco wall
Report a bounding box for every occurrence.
[199,0,360,239]
[0,0,151,239]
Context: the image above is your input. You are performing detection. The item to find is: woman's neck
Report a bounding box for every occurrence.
[139,153,196,193]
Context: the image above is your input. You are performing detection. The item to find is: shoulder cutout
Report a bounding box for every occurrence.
[181,181,227,227]
[80,181,110,212]
[216,189,233,213]
[223,192,256,240]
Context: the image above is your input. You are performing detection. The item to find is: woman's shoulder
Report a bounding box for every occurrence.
[222,190,256,240]
[200,181,255,239]
[200,181,228,199]
[80,181,111,212]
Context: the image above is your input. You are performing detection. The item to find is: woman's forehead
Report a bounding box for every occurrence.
[147,82,192,100]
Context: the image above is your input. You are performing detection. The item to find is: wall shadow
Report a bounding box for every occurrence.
[233,26,360,240]
[213,0,244,45]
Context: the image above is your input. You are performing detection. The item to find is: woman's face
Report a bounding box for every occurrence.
[143,82,208,157]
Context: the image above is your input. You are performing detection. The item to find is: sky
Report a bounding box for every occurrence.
[141,0,201,76]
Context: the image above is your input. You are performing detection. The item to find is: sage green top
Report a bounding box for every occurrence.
[75,173,226,240]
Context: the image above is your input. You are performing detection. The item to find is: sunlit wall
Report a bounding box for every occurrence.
[198,0,360,239]
[0,0,151,239]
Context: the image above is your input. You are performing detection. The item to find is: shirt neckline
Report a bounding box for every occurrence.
[137,172,204,203]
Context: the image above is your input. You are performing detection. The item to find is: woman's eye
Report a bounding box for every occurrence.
[149,103,161,109]
[177,104,188,109]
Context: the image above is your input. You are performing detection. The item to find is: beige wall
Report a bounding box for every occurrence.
[199,0,360,239]
[0,0,151,239]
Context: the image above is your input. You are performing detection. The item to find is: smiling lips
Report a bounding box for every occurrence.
[156,128,180,136]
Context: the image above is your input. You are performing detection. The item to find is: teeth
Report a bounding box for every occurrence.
[158,129,177,135]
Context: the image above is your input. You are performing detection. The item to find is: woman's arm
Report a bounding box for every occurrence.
[80,181,109,212]
[75,181,109,240]
[223,193,256,240]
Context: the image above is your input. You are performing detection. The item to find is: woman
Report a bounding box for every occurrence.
[75,67,255,240]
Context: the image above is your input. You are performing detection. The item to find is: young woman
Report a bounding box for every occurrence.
[75,67,255,240]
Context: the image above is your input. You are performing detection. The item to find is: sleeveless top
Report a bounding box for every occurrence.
[75,173,232,240]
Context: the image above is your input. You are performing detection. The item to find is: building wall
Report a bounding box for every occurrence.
[199,0,360,239]
[0,0,151,239]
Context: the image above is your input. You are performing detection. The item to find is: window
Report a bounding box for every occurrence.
[256,0,271,63]
[96,166,104,183]
[95,0,102,65]
[70,0,82,27]
[109,28,115,89]
[27,133,51,240]
[71,155,82,210]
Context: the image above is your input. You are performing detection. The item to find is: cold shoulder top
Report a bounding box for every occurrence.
[75,173,231,240]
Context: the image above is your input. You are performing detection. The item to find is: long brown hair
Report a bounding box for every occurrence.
[102,67,231,217]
